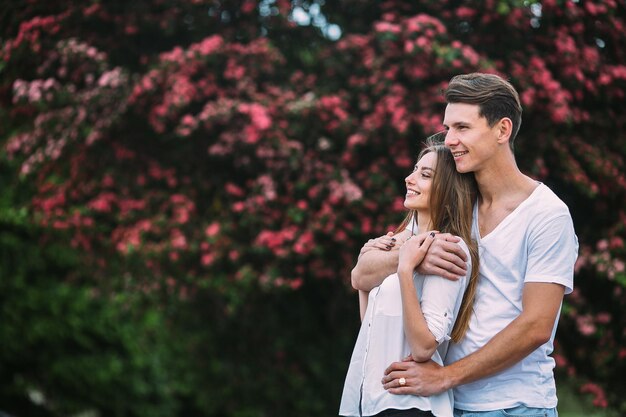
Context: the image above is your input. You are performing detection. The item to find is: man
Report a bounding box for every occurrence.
[353,73,578,417]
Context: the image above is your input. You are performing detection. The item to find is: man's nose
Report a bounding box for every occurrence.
[444,131,456,147]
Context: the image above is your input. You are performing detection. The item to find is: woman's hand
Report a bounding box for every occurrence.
[398,231,437,274]
[358,231,397,258]
[415,233,467,280]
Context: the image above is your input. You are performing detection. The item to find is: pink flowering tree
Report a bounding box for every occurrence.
[1,0,626,415]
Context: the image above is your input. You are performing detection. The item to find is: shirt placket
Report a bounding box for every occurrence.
[359,286,380,417]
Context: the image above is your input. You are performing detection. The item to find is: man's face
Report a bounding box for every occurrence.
[443,102,499,174]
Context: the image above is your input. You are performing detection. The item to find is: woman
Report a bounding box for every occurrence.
[339,135,479,417]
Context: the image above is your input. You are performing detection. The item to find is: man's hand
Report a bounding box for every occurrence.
[381,357,448,397]
[358,231,397,258]
[416,233,467,280]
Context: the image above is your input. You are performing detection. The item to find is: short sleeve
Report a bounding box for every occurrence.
[525,213,578,294]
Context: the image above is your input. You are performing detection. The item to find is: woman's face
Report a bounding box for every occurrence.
[404,151,437,212]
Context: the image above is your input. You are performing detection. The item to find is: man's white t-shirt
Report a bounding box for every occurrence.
[445,183,578,411]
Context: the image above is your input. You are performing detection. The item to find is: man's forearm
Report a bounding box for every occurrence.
[351,249,399,291]
[383,283,565,396]
[351,229,411,291]
[382,313,553,396]
[441,283,565,390]
[441,314,548,389]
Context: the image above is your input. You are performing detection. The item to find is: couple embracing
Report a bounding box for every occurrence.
[339,73,578,417]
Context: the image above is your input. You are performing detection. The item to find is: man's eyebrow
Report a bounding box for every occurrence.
[446,121,469,127]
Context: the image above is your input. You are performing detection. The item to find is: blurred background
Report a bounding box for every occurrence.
[1,1,625,416]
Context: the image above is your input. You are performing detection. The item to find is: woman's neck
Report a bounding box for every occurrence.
[415,211,432,235]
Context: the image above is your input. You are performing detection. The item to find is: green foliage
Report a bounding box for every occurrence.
[0,161,191,416]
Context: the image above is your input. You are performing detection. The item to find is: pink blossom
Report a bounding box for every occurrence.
[609,237,623,249]
[595,313,611,324]
[225,183,245,197]
[170,229,188,249]
[456,6,476,19]
[190,35,223,56]
[374,22,402,34]
[289,278,303,290]
[554,354,568,368]
[205,223,220,237]
[293,231,314,255]
[97,67,126,88]
[580,383,608,407]
[239,103,272,130]
[201,253,215,266]
[88,193,116,212]
[576,315,596,336]
[348,133,366,148]
[257,174,277,200]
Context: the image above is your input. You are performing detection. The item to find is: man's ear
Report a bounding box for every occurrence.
[496,117,513,145]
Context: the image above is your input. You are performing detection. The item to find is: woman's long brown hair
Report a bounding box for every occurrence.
[395,133,479,343]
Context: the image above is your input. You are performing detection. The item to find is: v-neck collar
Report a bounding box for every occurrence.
[474,183,543,242]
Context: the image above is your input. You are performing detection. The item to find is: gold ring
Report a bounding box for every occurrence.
[399,377,406,386]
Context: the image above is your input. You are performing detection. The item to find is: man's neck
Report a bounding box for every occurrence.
[474,154,536,205]
[474,158,538,238]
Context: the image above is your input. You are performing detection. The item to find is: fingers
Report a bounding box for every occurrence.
[433,239,468,263]
[383,360,411,376]
[382,360,443,396]
[381,374,410,390]
[381,370,404,385]
[365,234,398,251]
[386,386,415,395]
[418,238,468,278]
[434,232,461,243]
[419,231,437,251]
[398,231,437,270]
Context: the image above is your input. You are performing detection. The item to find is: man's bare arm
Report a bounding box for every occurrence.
[381,282,565,395]
[351,229,411,292]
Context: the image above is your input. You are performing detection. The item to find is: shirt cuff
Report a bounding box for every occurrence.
[423,309,453,344]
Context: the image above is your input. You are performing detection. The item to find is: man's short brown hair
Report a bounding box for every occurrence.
[445,73,523,151]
